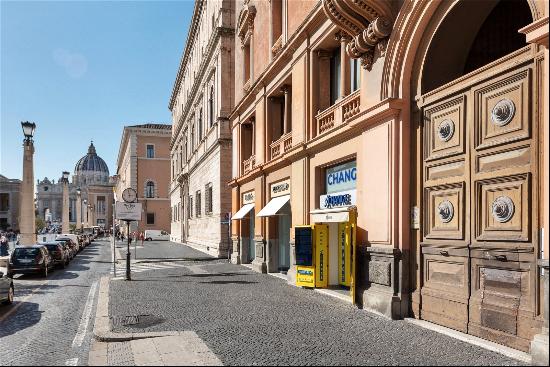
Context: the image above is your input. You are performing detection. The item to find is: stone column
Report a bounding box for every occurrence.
[61,177,69,233]
[76,191,82,232]
[336,31,351,99]
[520,16,549,365]
[282,85,290,134]
[19,139,36,245]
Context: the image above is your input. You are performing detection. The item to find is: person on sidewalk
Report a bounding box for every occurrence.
[0,234,8,256]
[140,232,144,246]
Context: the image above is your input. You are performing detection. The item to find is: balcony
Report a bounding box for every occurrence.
[315,90,361,137]
[269,132,292,160]
[242,155,256,175]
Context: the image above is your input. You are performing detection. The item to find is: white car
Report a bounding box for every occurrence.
[56,234,81,251]
[144,230,170,241]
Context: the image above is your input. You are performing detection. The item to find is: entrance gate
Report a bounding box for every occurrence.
[419,51,540,351]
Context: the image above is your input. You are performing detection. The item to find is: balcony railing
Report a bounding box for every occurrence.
[270,132,292,160]
[242,155,256,175]
[315,90,361,137]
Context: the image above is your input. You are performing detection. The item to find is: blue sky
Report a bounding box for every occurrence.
[1,0,193,181]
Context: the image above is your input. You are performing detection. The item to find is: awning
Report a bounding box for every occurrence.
[310,207,351,223]
[232,203,255,220]
[257,195,290,217]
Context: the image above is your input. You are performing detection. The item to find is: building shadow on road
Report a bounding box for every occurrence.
[0,302,42,337]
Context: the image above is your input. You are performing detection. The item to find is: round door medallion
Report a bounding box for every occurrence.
[491,196,515,223]
[491,99,515,127]
[437,119,455,142]
[438,200,454,223]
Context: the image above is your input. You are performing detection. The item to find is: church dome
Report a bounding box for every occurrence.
[74,142,110,184]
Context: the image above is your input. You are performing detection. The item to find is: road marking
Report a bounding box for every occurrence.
[72,280,98,348]
[65,357,79,365]
[0,279,48,324]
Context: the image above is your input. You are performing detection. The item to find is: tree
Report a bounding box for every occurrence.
[35,217,46,232]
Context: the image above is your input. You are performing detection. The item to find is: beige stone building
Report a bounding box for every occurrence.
[115,124,171,234]
[169,0,234,257]
[0,175,21,231]
[229,0,549,359]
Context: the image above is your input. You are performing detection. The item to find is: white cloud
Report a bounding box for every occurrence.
[53,48,88,79]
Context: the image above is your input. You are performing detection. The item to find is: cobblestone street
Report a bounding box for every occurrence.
[0,240,112,366]
[108,243,526,366]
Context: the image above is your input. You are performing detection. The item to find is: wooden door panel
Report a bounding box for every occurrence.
[474,174,530,242]
[474,68,530,150]
[468,251,539,352]
[424,95,466,162]
[475,143,531,176]
[424,183,465,241]
[420,247,469,333]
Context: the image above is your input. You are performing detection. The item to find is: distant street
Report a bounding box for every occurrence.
[0,240,111,366]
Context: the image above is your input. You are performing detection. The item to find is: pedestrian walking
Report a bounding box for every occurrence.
[140,231,144,246]
[0,234,8,256]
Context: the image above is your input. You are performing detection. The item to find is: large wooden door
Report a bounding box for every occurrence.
[419,55,540,351]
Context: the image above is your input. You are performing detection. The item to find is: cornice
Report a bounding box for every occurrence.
[170,25,235,149]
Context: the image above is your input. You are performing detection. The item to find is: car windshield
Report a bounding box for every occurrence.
[14,248,40,258]
[45,245,59,252]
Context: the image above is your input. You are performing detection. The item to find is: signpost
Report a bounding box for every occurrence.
[116,188,141,281]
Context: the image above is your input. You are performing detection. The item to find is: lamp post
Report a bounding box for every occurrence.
[76,188,82,233]
[83,199,88,227]
[19,121,37,246]
[61,171,70,233]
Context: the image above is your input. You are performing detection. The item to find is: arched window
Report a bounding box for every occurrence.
[145,181,155,198]
[209,86,215,127]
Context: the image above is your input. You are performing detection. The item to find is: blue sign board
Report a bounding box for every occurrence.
[326,161,357,194]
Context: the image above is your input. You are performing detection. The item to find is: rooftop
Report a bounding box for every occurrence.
[127,123,172,130]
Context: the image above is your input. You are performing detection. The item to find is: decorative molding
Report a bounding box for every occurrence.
[322,0,395,70]
[237,3,256,46]
[437,119,455,142]
[491,196,515,223]
[438,200,454,223]
[491,99,515,127]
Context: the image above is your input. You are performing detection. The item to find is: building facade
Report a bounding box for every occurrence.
[229,0,549,357]
[36,142,115,229]
[0,175,21,231]
[169,0,234,257]
[115,123,172,234]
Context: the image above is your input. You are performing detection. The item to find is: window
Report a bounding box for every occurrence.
[146,212,155,225]
[191,124,195,151]
[208,86,214,127]
[205,184,213,215]
[189,196,193,218]
[97,197,106,215]
[198,108,203,141]
[195,190,202,217]
[351,58,361,92]
[271,0,283,51]
[244,43,251,82]
[146,144,155,158]
[330,47,341,105]
[145,181,155,198]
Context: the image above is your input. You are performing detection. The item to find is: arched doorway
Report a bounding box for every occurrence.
[414,0,541,352]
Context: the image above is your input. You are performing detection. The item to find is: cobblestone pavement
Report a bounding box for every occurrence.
[116,240,214,260]
[109,258,525,366]
[0,241,112,366]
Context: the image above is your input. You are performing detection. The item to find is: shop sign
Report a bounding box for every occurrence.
[115,202,142,221]
[242,191,255,205]
[319,189,356,210]
[296,266,315,287]
[270,179,290,198]
[326,161,357,194]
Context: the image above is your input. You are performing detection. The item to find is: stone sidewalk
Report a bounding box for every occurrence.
[89,333,222,366]
[94,246,529,366]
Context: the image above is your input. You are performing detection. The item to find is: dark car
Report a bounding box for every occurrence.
[43,243,69,268]
[56,240,73,261]
[0,269,14,304]
[8,245,55,278]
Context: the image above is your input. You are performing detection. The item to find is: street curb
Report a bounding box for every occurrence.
[92,276,182,342]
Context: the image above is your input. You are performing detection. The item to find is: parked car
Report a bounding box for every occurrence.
[144,230,170,241]
[43,243,69,268]
[8,245,55,277]
[55,238,77,259]
[56,234,81,252]
[0,269,14,305]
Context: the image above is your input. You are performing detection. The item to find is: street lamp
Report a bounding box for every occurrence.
[61,171,70,233]
[19,121,37,245]
[21,121,36,141]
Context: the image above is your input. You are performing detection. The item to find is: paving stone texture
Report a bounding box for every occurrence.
[109,257,526,366]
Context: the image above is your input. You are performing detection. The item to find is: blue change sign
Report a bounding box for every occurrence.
[326,161,357,194]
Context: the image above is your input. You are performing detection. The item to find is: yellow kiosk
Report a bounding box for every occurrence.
[295,206,357,305]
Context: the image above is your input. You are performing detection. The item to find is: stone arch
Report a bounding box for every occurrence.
[381,0,542,101]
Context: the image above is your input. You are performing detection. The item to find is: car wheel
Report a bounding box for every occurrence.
[5,285,14,305]
[147,238,152,241]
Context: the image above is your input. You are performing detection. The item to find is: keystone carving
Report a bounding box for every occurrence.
[322,0,395,70]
